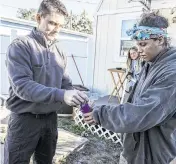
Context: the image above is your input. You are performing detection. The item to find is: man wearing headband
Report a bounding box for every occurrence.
[84,13,176,164]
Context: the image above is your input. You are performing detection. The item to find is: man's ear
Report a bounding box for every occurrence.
[36,13,41,24]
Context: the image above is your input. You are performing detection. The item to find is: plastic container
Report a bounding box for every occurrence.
[81,103,90,113]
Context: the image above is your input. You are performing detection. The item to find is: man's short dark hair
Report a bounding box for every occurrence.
[37,0,68,17]
[138,12,169,28]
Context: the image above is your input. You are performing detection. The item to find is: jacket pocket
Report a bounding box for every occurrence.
[32,65,46,82]
[8,113,32,139]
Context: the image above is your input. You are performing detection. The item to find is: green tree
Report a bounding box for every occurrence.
[17,8,37,21]
[16,8,93,34]
[76,10,93,34]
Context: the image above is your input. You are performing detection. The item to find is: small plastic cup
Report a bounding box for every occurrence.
[81,103,90,113]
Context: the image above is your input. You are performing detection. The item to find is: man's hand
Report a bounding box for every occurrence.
[64,90,88,106]
[83,112,96,125]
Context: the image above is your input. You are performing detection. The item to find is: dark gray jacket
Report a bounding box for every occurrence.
[6,27,73,114]
[93,48,176,164]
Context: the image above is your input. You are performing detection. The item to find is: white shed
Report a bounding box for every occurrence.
[92,0,147,95]
[92,0,176,96]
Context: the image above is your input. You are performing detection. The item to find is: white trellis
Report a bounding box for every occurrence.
[74,108,123,146]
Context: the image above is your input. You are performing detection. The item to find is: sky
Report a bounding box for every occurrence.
[0,0,99,19]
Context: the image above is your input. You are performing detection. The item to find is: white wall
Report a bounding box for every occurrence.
[151,0,176,9]
[98,0,142,13]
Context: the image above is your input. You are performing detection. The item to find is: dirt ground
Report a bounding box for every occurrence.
[0,117,122,164]
[0,95,122,164]
[57,117,122,164]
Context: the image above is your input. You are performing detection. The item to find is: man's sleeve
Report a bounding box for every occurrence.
[93,70,176,133]
[62,71,74,90]
[6,40,65,103]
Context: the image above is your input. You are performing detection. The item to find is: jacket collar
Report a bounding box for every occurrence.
[148,47,170,65]
[30,27,58,48]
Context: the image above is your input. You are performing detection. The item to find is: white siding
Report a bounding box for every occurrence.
[151,0,176,9]
[99,0,142,12]
[93,0,143,95]
[0,35,11,95]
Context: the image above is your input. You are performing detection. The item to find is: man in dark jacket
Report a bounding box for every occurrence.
[84,13,176,164]
[4,0,88,163]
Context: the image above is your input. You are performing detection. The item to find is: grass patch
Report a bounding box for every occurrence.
[57,117,85,135]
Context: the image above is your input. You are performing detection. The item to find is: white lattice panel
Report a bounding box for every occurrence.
[74,108,123,146]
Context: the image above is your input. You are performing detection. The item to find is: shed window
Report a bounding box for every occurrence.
[120,19,138,56]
